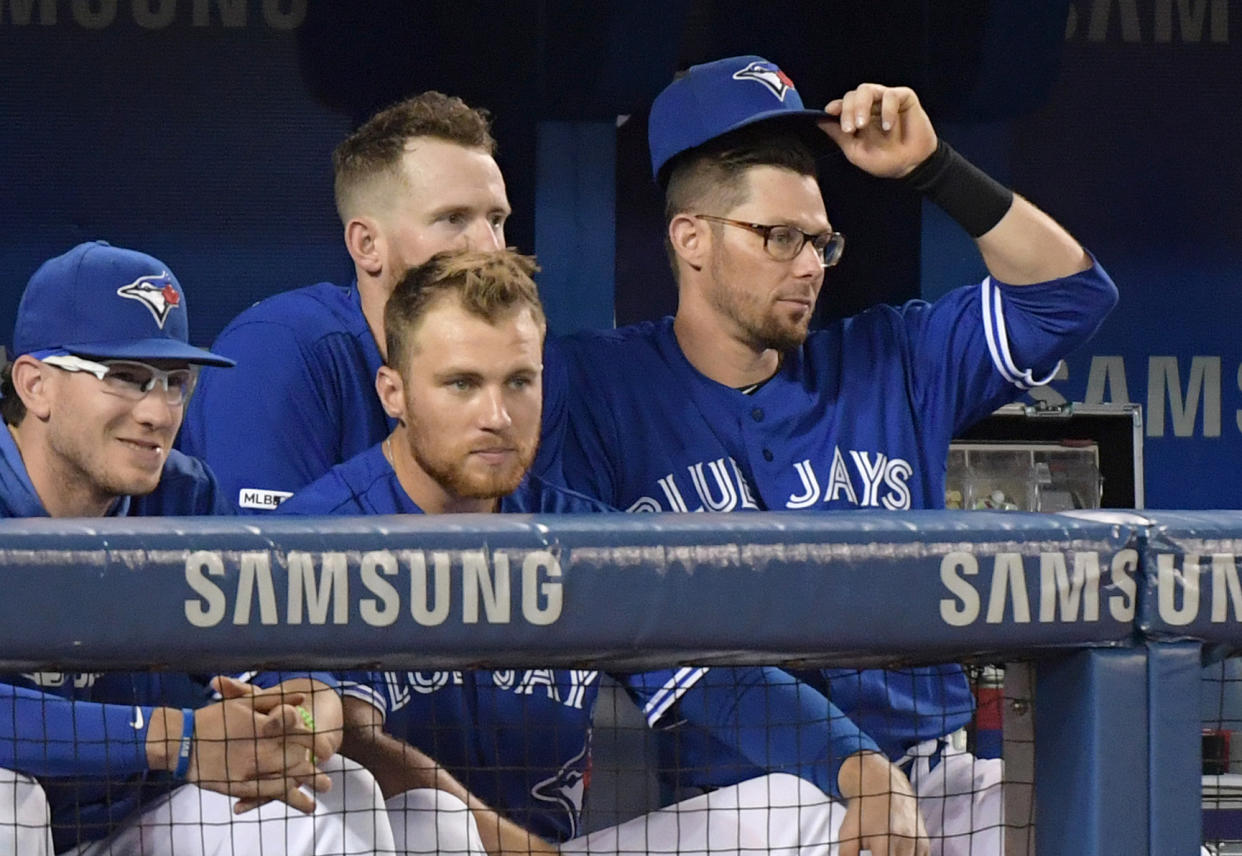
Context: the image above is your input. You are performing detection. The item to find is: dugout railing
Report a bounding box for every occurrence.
[0,509,1230,856]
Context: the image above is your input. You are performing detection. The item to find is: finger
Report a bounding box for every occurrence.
[232,795,276,815]
[298,767,333,793]
[250,757,331,794]
[818,117,852,151]
[891,86,921,115]
[838,90,860,133]
[211,675,256,699]
[239,773,317,805]
[248,691,306,716]
[850,83,885,131]
[880,87,902,132]
[837,822,860,856]
[823,99,844,117]
[259,705,310,738]
[234,782,316,815]
[280,784,317,815]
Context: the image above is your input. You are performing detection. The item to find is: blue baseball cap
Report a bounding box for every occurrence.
[12,241,234,367]
[648,55,827,186]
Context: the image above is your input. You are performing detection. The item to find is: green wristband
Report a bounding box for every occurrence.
[297,705,318,765]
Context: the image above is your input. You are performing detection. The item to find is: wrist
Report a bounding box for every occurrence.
[144,707,188,773]
[172,708,195,779]
[903,138,1014,238]
[837,750,897,799]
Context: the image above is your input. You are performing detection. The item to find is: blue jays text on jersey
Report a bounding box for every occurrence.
[279,452,708,840]
[340,668,621,841]
[553,269,1117,515]
[548,264,1119,767]
[280,446,887,838]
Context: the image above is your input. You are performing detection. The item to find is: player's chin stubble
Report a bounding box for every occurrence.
[413,437,539,501]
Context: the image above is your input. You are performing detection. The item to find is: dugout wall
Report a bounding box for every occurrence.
[0,509,1234,855]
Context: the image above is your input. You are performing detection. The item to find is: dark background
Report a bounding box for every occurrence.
[1,0,1238,507]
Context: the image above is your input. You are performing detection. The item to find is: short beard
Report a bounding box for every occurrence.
[707,249,811,353]
[748,315,809,352]
[47,428,161,504]
[410,434,538,502]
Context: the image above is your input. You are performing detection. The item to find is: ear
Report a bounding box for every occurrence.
[9,356,53,420]
[375,365,406,421]
[668,213,707,272]
[345,216,385,277]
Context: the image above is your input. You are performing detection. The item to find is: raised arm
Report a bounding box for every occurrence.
[821,83,1092,285]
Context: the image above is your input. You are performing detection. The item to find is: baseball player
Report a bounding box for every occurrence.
[0,242,397,854]
[180,91,564,513]
[178,84,923,855]
[547,56,1119,856]
[279,248,927,856]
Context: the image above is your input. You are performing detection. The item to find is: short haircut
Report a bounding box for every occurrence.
[385,249,545,373]
[0,363,24,426]
[662,124,818,276]
[333,91,497,224]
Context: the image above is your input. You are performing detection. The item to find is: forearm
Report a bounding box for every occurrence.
[975,194,1092,285]
[907,139,1091,284]
[673,666,879,799]
[343,727,558,856]
[0,684,151,777]
[271,678,344,757]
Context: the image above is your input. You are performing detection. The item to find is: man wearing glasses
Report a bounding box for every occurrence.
[549,56,1119,856]
[0,241,394,854]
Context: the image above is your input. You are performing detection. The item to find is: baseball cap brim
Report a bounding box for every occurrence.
[647,53,838,186]
[47,338,235,367]
[655,109,833,187]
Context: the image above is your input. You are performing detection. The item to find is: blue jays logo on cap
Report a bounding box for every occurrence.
[731,60,797,101]
[10,241,234,367]
[647,55,827,185]
[117,271,181,329]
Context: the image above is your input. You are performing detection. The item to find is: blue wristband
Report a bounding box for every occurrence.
[173,708,195,779]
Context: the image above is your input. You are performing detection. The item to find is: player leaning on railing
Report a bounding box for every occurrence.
[0,242,397,854]
[183,79,931,856]
[279,248,924,856]
[547,55,1119,856]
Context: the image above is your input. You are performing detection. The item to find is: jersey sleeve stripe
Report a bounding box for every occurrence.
[981,278,1061,390]
[641,666,709,726]
[340,681,388,719]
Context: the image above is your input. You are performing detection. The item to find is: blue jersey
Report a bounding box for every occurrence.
[181,280,561,512]
[279,445,877,839]
[0,427,242,849]
[551,265,1118,766]
[180,281,392,513]
[0,425,231,519]
[279,448,687,839]
[277,442,604,517]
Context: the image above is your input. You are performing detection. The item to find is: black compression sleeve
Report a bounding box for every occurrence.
[903,139,1014,238]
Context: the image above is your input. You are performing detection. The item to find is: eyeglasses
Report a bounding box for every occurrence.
[695,215,845,267]
[41,355,199,406]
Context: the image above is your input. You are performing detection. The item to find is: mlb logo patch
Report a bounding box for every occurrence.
[732,61,797,101]
[117,271,181,328]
